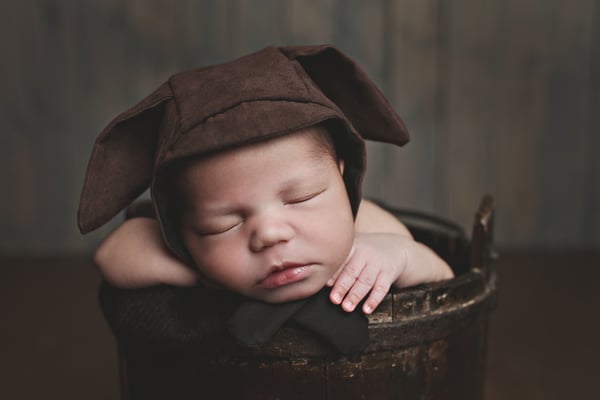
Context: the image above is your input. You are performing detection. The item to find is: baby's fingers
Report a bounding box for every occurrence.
[329,258,365,306]
[339,266,380,312]
[327,244,355,287]
[362,278,393,314]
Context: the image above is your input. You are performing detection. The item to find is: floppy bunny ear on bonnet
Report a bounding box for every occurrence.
[78,44,410,257]
[77,83,172,234]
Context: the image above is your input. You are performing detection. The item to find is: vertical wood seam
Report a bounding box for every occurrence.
[433,0,451,216]
[583,0,600,241]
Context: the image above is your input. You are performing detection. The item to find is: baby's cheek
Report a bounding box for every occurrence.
[198,241,253,289]
[195,245,233,278]
[328,214,355,256]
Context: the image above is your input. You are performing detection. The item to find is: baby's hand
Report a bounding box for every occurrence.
[327,232,453,314]
[327,233,408,314]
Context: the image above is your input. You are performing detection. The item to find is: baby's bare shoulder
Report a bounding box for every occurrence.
[354,200,412,237]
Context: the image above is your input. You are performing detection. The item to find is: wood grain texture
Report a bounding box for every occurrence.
[362,0,439,213]
[583,0,600,244]
[436,0,598,246]
[0,0,598,253]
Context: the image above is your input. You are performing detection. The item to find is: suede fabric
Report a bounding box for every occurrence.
[228,287,369,354]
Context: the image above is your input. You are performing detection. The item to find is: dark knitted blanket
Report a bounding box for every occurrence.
[99,282,369,355]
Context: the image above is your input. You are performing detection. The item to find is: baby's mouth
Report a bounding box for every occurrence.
[257,262,312,289]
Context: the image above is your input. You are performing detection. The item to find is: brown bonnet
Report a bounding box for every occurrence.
[78,45,410,264]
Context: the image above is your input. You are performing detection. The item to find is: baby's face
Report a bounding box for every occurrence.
[177,127,355,303]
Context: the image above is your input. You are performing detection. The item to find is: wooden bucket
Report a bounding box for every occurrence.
[117,196,497,400]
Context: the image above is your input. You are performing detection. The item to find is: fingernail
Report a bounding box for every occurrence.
[332,292,341,303]
[326,278,334,286]
[363,304,372,314]
[343,300,354,311]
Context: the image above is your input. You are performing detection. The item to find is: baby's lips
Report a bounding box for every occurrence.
[257,264,312,289]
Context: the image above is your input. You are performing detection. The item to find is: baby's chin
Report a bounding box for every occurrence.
[251,276,329,304]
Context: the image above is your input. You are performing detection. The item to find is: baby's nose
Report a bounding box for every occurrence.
[249,215,294,252]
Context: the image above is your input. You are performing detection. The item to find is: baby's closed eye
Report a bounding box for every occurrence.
[192,217,243,236]
[284,189,326,205]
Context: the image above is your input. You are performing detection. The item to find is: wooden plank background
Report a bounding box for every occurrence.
[0,0,598,253]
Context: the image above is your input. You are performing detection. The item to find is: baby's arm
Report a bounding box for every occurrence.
[93,217,198,288]
[328,200,454,314]
[94,201,453,310]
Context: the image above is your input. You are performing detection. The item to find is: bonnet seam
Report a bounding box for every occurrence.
[169,98,337,149]
[167,79,183,127]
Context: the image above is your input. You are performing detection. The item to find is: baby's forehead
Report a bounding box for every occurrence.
[173,126,337,195]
